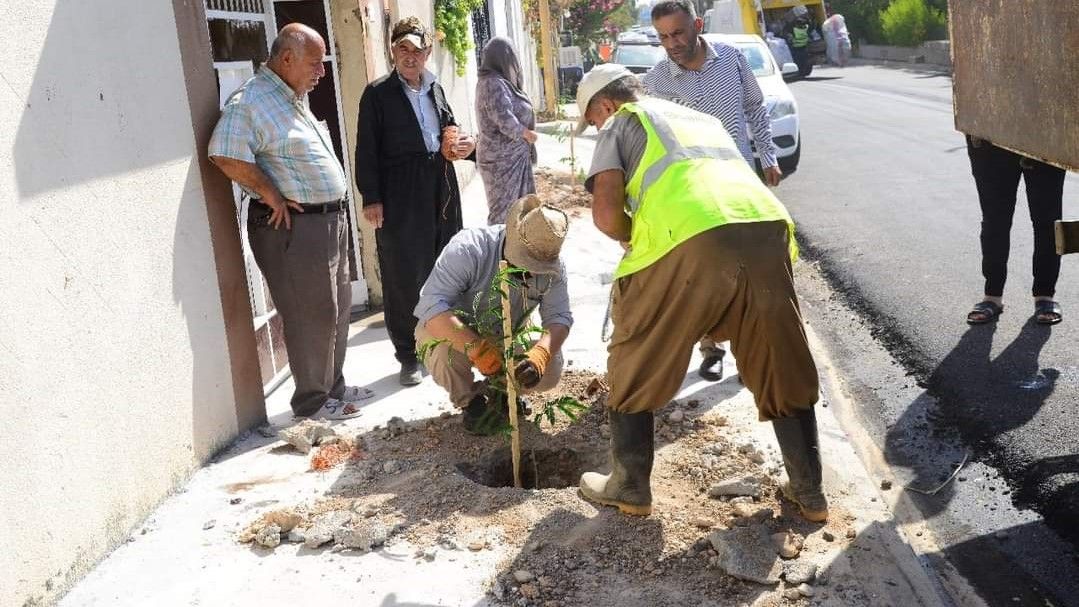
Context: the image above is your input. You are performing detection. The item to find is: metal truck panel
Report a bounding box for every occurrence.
[950,0,1079,170]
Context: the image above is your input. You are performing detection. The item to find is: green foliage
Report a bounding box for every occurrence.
[880,0,946,47]
[532,396,590,427]
[418,264,587,437]
[566,0,632,52]
[435,0,486,77]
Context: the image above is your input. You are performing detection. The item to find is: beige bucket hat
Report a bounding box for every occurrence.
[504,194,569,275]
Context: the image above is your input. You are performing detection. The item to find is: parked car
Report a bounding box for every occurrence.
[702,34,801,172]
[610,33,802,173]
[612,40,667,74]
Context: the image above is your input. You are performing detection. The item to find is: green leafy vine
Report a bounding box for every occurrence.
[434,0,486,76]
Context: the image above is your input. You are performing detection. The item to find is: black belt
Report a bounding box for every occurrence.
[251,199,344,214]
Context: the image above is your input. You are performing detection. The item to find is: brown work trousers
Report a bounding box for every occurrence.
[607,221,819,421]
[248,204,351,417]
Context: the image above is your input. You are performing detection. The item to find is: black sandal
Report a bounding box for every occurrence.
[1035,300,1063,325]
[967,301,1003,325]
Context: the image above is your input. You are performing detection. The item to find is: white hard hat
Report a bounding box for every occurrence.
[575,63,635,134]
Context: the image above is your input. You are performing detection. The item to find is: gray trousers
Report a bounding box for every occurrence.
[415,325,563,408]
[248,204,351,416]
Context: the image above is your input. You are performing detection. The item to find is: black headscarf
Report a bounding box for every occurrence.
[479,37,530,103]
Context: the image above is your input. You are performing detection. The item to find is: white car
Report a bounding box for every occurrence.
[703,33,801,172]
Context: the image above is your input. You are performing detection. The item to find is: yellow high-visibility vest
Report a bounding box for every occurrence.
[615,97,797,278]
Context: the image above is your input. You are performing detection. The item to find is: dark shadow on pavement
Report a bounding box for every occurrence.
[882,320,1079,605]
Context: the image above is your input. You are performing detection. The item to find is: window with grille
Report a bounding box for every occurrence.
[472,2,492,67]
[206,0,265,12]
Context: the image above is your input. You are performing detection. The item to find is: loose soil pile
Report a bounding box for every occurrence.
[535,167,591,211]
[242,370,861,606]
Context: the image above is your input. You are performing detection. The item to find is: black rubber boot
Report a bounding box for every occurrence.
[698,348,726,382]
[462,393,507,436]
[772,407,828,522]
[578,410,655,516]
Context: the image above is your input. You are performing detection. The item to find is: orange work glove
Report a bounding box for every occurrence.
[467,339,503,377]
[514,344,551,389]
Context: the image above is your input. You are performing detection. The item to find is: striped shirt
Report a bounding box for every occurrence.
[643,39,777,168]
[208,66,348,204]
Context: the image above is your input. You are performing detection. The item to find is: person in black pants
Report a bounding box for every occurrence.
[355,17,476,385]
[965,136,1066,325]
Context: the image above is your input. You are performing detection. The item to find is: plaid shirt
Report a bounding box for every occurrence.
[208,66,348,204]
[643,40,777,169]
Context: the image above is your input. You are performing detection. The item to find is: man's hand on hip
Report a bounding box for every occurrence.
[265,192,304,230]
[363,203,384,229]
[763,166,783,187]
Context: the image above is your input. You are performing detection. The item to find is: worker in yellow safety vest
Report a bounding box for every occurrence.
[575,63,828,522]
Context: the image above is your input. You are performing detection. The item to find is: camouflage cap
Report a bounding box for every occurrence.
[391,16,432,49]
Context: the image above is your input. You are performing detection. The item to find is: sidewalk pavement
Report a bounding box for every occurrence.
[58,134,948,607]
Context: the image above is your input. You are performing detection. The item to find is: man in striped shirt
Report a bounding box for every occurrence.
[645,0,782,382]
[209,24,373,420]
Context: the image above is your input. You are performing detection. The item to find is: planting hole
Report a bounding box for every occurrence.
[456,447,603,489]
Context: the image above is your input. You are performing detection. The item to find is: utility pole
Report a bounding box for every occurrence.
[538,0,559,116]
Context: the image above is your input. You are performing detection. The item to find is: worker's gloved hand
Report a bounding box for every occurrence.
[514,344,551,390]
[467,339,503,377]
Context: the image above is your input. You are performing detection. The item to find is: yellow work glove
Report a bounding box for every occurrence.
[467,339,503,377]
[514,344,551,390]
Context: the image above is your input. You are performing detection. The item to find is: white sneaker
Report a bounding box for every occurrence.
[313,398,362,420]
[340,385,375,402]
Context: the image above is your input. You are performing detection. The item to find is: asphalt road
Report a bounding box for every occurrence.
[776,64,1079,606]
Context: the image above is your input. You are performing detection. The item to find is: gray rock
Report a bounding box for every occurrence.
[784,561,818,585]
[599,424,611,438]
[782,588,801,600]
[513,570,535,583]
[386,416,408,437]
[668,409,685,424]
[797,583,816,597]
[254,524,282,549]
[690,517,717,529]
[318,435,341,446]
[708,476,763,499]
[821,531,835,542]
[334,521,392,551]
[278,420,336,454]
[700,454,720,469]
[383,460,401,475]
[730,496,755,505]
[732,503,756,518]
[422,547,437,561]
[772,532,804,559]
[880,479,893,491]
[707,527,782,585]
[304,511,352,549]
[287,529,306,543]
[202,520,216,530]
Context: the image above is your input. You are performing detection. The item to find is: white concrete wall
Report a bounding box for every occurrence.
[492,0,545,107]
[0,1,240,605]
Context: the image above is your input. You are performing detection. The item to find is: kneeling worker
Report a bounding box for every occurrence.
[415,196,573,434]
[576,64,827,522]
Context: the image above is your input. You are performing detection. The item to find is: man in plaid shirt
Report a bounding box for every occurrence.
[209,23,373,420]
